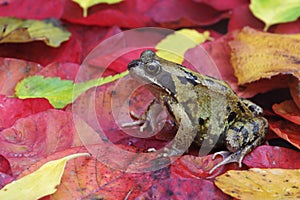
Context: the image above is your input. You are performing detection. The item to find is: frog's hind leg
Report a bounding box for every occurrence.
[209,117,268,174]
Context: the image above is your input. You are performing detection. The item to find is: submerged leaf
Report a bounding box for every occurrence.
[72,0,123,17]
[229,27,300,85]
[156,29,211,64]
[15,71,128,108]
[215,168,300,199]
[0,153,89,200]
[0,17,70,47]
[249,0,300,31]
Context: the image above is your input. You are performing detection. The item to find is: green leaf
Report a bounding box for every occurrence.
[0,17,70,47]
[15,71,129,109]
[155,29,211,64]
[72,0,123,17]
[249,0,300,31]
[0,153,89,200]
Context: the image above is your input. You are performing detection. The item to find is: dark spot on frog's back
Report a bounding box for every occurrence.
[228,112,236,123]
[177,76,188,85]
[237,102,245,113]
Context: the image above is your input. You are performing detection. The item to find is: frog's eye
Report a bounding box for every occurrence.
[145,62,161,75]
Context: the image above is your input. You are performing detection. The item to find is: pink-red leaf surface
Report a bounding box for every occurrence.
[0,109,82,176]
[272,100,300,125]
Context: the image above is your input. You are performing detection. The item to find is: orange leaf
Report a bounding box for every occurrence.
[269,120,300,150]
[272,100,300,125]
[229,27,300,85]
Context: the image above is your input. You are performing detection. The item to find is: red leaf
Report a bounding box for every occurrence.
[193,0,247,11]
[62,0,155,28]
[0,172,14,189]
[0,95,52,130]
[147,0,229,28]
[228,4,264,32]
[170,154,242,179]
[19,146,170,199]
[136,178,231,200]
[0,109,81,176]
[0,58,41,96]
[269,120,300,150]
[288,76,300,110]
[0,0,63,19]
[37,62,80,81]
[0,154,11,175]
[275,19,300,34]
[272,100,300,125]
[0,35,82,66]
[243,145,300,168]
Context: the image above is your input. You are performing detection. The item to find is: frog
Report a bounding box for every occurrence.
[123,50,268,173]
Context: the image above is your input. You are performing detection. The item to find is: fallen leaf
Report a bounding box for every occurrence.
[289,76,300,109]
[146,0,229,28]
[156,29,211,64]
[15,71,128,108]
[269,120,300,150]
[0,109,80,176]
[193,0,246,11]
[37,62,80,81]
[243,145,300,168]
[249,0,300,31]
[136,178,231,200]
[72,0,123,17]
[0,153,89,200]
[0,95,52,129]
[0,58,41,96]
[62,0,154,28]
[0,17,70,47]
[229,27,300,85]
[215,168,300,199]
[272,100,300,125]
[0,0,64,19]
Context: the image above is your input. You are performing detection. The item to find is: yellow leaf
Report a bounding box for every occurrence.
[0,17,71,47]
[0,153,90,200]
[229,27,300,85]
[215,168,300,199]
[156,29,211,64]
[73,0,123,17]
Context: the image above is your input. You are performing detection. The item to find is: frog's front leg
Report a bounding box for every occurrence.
[122,99,164,133]
[209,116,268,174]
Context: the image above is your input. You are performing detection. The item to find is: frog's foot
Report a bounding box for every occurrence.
[209,150,244,174]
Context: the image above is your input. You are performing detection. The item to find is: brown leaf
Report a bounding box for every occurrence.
[215,168,300,199]
[229,27,300,85]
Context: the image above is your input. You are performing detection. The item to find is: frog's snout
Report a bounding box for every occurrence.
[128,59,142,70]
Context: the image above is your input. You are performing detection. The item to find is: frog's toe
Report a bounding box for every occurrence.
[209,151,244,174]
[212,151,231,160]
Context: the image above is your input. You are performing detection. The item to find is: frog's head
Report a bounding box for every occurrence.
[128,50,198,96]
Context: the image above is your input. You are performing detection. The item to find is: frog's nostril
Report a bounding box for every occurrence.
[128,59,141,70]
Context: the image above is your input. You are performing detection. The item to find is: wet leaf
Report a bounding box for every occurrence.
[0,17,70,47]
[155,29,211,64]
[249,0,300,31]
[269,120,300,150]
[243,145,300,168]
[215,168,300,199]
[0,95,52,129]
[0,153,89,200]
[0,58,41,96]
[272,100,300,125]
[229,27,300,85]
[15,71,128,108]
[73,0,123,17]
[0,109,81,176]
[136,178,231,200]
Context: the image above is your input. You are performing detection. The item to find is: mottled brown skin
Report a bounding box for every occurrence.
[125,50,268,173]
